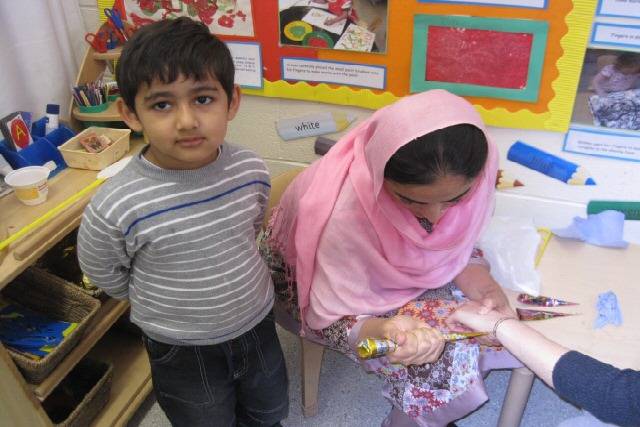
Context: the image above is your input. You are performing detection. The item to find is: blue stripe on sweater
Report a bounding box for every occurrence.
[124,180,270,236]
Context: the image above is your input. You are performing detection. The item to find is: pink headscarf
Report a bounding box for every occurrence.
[269,90,498,330]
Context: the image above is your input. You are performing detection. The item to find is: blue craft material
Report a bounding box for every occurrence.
[0,304,75,358]
[552,210,628,248]
[594,291,622,329]
[507,141,596,185]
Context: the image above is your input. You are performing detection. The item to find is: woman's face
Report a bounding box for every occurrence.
[383,174,474,224]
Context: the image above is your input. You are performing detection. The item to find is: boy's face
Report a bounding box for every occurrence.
[118,74,240,170]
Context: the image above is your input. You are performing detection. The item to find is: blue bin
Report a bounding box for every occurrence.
[0,119,75,177]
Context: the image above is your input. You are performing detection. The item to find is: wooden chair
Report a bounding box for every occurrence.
[264,167,325,418]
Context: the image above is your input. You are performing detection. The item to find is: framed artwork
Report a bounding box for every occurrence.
[115,0,598,132]
[410,15,548,102]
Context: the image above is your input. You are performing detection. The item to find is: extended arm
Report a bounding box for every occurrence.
[448,302,640,426]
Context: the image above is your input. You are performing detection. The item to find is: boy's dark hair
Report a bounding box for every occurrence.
[384,124,488,185]
[116,17,235,112]
[615,52,640,70]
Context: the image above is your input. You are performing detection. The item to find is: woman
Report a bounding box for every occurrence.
[261,90,518,426]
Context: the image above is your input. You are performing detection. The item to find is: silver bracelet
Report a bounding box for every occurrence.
[491,317,516,340]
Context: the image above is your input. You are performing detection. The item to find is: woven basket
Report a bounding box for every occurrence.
[2,268,101,383]
[43,359,113,427]
[35,230,104,298]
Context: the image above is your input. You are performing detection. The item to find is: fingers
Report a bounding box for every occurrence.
[387,327,445,365]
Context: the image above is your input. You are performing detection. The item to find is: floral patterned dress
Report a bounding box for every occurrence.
[259,218,520,427]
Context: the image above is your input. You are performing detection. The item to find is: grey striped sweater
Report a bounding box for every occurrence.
[77,143,273,345]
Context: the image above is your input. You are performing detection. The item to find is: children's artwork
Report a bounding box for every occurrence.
[278,0,388,53]
[122,0,255,36]
[334,23,375,52]
[302,8,347,35]
[0,113,33,151]
[517,308,575,321]
[518,293,578,307]
[115,0,598,131]
[411,15,548,102]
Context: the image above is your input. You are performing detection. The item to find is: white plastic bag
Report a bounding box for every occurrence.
[478,216,541,296]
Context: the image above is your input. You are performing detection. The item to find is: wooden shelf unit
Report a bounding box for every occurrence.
[73,101,121,122]
[31,299,130,401]
[89,329,152,427]
[0,73,151,425]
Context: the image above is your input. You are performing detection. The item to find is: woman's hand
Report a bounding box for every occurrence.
[380,315,445,366]
[446,300,510,332]
[446,300,518,347]
[477,285,514,318]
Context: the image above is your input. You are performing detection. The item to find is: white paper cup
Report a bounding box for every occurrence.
[5,166,51,206]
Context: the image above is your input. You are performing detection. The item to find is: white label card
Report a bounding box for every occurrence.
[597,0,640,18]
[564,127,640,162]
[226,42,263,88]
[282,58,386,89]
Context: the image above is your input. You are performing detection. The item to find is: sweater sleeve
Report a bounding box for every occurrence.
[552,350,640,427]
[77,204,131,299]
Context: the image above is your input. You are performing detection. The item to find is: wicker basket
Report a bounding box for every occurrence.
[2,268,101,383]
[43,359,113,427]
[35,230,104,298]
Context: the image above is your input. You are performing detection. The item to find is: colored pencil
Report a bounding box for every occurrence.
[496,169,524,189]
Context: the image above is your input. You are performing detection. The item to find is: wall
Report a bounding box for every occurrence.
[77,1,640,244]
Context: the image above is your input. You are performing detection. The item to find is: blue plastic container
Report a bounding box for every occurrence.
[0,118,75,177]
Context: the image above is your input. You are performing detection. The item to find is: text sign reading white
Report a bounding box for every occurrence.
[281,58,386,89]
[226,42,263,89]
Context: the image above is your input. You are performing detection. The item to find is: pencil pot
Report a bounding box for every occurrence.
[76,103,110,114]
[1,268,101,383]
[42,358,113,427]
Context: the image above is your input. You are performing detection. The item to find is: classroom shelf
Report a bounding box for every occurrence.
[30,298,129,400]
[93,47,122,61]
[72,101,121,122]
[89,328,152,427]
[0,168,99,290]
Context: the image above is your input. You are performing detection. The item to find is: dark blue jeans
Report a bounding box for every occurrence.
[142,312,289,427]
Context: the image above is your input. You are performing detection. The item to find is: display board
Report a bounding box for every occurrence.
[117,0,598,132]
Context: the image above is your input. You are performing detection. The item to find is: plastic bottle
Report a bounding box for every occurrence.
[45,104,60,134]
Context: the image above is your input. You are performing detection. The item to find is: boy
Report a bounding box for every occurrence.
[77,17,288,426]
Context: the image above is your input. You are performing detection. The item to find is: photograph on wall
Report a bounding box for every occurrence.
[124,0,255,37]
[571,48,640,131]
[278,0,388,53]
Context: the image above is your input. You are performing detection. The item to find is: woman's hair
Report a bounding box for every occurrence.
[383,124,488,185]
[615,52,640,70]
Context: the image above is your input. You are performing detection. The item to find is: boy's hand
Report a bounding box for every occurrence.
[381,315,445,366]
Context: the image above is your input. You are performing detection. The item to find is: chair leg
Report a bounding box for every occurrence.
[300,337,324,418]
[497,367,535,427]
